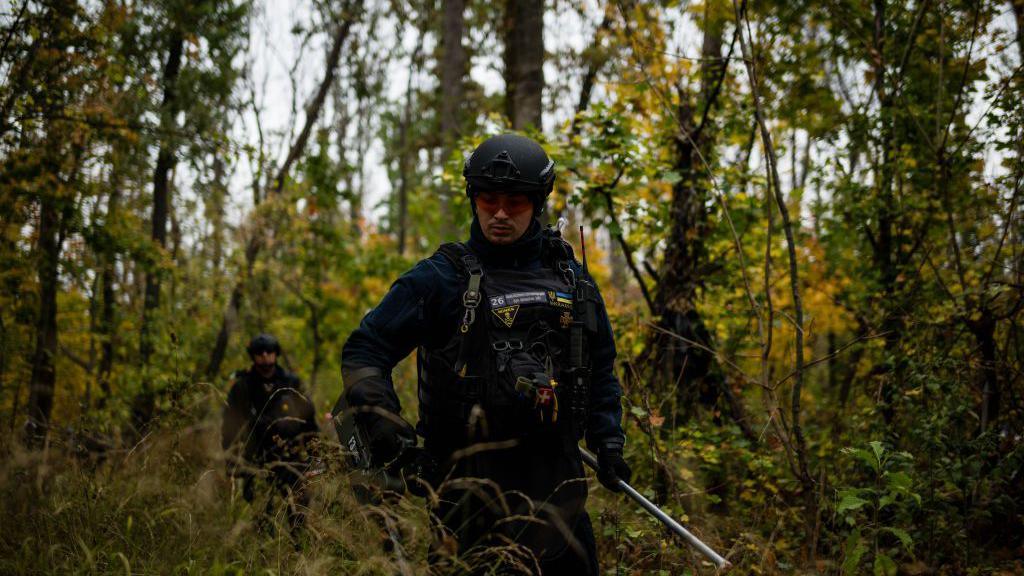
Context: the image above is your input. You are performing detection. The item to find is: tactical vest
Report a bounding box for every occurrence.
[417,233,595,448]
[235,368,312,463]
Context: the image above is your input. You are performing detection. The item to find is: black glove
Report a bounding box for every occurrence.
[395,446,438,497]
[597,448,632,493]
[364,413,416,468]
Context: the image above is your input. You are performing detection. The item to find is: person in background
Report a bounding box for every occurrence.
[222,333,318,534]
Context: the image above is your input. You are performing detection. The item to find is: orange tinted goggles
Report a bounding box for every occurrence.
[474,192,534,216]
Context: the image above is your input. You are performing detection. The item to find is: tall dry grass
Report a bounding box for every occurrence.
[0,391,736,575]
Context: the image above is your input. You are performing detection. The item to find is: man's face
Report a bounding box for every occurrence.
[474,191,534,245]
[253,351,277,376]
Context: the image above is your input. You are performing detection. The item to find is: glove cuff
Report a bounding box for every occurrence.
[593,436,624,454]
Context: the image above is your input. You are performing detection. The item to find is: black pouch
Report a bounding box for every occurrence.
[498,349,560,430]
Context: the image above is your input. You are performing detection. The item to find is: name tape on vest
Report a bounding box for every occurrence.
[489,291,548,308]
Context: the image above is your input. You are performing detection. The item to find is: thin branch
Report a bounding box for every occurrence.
[614,0,763,334]
[733,0,811,493]
[982,166,1023,306]
[0,0,30,70]
[949,61,1024,159]
[772,330,890,390]
[692,18,739,143]
[204,2,359,379]
[891,0,933,99]
[271,14,356,196]
[645,321,758,389]
[937,2,982,153]
[762,143,775,394]
[570,4,614,136]
[598,186,655,315]
[59,342,94,373]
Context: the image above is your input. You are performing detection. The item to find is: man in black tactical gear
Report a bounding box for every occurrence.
[339,133,631,574]
[222,333,319,533]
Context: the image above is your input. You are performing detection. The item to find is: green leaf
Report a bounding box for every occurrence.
[873,552,897,576]
[843,446,879,472]
[869,441,885,470]
[885,471,912,493]
[841,530,867,575]
[662,170,682,185]
[881,526,914,553]
[837,492,870,515]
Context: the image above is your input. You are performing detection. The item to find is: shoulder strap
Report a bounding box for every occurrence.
[435,242,472,274]
[544,234,576,265]
[540,229,581,287]
[433,242,484,376]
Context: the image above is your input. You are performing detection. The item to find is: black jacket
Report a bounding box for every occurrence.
[341,219,625,452]
[221,365,318,468]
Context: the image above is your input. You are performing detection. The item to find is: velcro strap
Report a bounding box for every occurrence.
[341,366,383,391]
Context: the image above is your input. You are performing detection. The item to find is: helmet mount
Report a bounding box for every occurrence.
[481,150,522,180]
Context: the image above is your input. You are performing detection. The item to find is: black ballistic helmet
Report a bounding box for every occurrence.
[247,333,281,357]
[463,134,555,214]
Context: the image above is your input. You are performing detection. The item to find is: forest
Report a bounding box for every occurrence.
[1,0,1023,573]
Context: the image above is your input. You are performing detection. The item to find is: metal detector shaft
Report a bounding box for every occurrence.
[580,447,732,571]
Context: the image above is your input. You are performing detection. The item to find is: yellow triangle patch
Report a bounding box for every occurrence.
[492,304,520,327]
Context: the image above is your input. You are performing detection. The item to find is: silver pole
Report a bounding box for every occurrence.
[580,447,732,571]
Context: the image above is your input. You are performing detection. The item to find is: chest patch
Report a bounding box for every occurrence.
[492,304,520,327]
[490,291,548,308]
[547,290,573,309]
[560,311,573,328]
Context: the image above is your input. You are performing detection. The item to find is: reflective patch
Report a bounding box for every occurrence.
[492,304,520,327]
[490,291,548,308]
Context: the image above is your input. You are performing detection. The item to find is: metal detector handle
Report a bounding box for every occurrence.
[580,447,732,572]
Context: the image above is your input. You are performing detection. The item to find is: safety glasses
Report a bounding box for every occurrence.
[474,191,534,216]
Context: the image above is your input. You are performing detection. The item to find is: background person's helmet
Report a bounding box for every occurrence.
[247,333,281,357]
[463,134,555,215]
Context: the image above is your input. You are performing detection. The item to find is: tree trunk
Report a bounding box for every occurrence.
[439,0,465,239]
[607,226,628,290]
[397,31,424,255]
[97,243,115,400]
[870,0,904,426]
[168,176,182,302]
[308,299,323,392]
[570,6,613,135]
[205,279,244,380]
[25,194,61,443]
[504,0,544,130]
[971,313,999,432]
[137,28,184,428]
[651,3,725,419]
[209,155,227,274]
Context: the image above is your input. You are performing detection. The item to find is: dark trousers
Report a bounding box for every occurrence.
[242,459,309,535]
[538,513,598,576]
[428,432,599,575]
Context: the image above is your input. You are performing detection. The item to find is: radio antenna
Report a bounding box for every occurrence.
[579,225,589,275]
